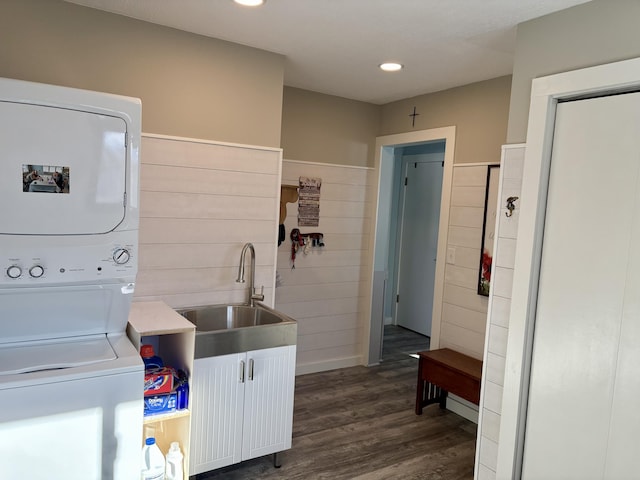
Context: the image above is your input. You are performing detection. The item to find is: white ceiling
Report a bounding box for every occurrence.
[64,0,590,105]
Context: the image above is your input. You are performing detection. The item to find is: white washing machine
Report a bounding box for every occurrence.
[0,78,144,479]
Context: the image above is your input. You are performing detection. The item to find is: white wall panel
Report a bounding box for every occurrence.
[276,159,373,374]
[449,206,485,228]
[439,322,485,359]
[475,144,524,480]
[488,296,510,328]
[453,166,489,186]
[444,264,478,290]
[141,164,278,198]
[447,225,483,248]
[141,191,276,220]
[443,284,488,314]
[450,186,486,206]
[436,164,494,363]
[274,282,360,304]
[140,243,274,269]
[134,134,282,309]
[441,303,487,334]
[491,267,514,299]
[477,464,497,480]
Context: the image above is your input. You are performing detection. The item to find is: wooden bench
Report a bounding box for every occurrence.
[415,348,482,415]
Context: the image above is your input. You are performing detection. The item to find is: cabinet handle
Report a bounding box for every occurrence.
[239,360,245,383]
[248,358,254,381]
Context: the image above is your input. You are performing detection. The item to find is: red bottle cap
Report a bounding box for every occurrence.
[140,344,155,358]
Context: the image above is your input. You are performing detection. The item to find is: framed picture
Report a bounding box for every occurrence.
[478,165,500,296]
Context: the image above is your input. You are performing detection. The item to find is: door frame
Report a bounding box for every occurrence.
[364,126,456,366]
[496,56,640,478]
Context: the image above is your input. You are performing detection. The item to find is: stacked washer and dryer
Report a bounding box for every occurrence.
[0,78,144,479]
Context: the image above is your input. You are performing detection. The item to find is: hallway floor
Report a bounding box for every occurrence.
[196,325,476,480]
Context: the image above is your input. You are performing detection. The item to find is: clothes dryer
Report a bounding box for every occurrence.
[0,78,143,480]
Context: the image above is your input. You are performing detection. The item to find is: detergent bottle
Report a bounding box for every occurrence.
[140,344,164,370]
[165,442,184,480]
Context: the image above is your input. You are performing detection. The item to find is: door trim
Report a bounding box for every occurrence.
[364,126,456,366]
[496,56,640,479]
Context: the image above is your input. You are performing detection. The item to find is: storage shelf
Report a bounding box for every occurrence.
[128,300,195,480]
[144,408,191,424]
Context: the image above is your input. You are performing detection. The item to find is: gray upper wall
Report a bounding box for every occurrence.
[508,0,640,143]
[2,0,512,168]
[380,76,511,166]
[281,87,381,168]
[0,0,285,148]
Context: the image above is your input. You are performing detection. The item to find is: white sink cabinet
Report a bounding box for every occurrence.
[189,344,296,475]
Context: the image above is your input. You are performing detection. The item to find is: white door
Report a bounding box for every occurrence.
[190,353,245,474]
[396,157,443,336]
[521,92,640,478]
[242,345,296,460]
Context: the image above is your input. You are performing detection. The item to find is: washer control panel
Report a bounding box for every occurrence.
[2,242,136,285]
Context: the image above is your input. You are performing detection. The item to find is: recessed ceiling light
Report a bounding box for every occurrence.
[234,0,265,6]
[379,63,403,72]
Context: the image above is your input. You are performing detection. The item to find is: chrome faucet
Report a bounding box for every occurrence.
[236,242,264,307]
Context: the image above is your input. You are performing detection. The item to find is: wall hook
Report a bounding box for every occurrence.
[506,196,519,217]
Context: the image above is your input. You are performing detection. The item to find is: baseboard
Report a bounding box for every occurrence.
[295,355,362,376]
[384,316,393,325]
[446,394,479,424]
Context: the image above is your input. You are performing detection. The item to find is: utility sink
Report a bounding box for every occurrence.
[181,304,286,331]
[178,303,297,358]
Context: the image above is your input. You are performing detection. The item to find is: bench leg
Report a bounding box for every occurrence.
[416,380,447,415]
[439,389,448,409]
[416,377,426,415]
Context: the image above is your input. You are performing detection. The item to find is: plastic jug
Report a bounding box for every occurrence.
[165,442,184,480]
[141,437,165,480]
[140,344,164,370]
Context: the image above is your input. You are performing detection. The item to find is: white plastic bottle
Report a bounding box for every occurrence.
[141,437,165,480]
[165,442,184,480]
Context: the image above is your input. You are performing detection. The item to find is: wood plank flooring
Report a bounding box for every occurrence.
[195,326,477,479]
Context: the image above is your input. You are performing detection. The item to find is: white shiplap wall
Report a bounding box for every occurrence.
[475,145,525,480]
[134,134,282,309]
[439,164,496,360]
[275,160,375,375]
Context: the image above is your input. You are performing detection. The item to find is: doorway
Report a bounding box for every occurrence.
[395,143,444,336]
[366,127,456,366]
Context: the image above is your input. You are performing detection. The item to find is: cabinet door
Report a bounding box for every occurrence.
[190,353,245,475]
[242,345,296,460]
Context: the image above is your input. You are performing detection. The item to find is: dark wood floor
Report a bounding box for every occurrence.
[195,325,477,480]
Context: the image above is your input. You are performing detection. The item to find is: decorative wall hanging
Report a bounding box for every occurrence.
[505,196,519,217]
[289,228,325,268]
[478,165,500,296]
[298,176,321,227]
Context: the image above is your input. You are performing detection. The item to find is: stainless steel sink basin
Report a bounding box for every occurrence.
[178,303,297,358]
[181,304,285,331]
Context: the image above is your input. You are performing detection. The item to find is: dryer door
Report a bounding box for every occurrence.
[0,101,127,235]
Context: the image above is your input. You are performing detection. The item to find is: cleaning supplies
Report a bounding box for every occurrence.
[140,344,164,370]
[175,370,189,410]
[165,442,184,480]
[141,437,165,480]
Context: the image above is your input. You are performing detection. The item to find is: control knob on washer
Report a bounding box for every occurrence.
[7,266,22,279]
[113,248,131,265]
[29,265,45,278]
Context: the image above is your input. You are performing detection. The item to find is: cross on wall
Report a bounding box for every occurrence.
[409,106,420,127]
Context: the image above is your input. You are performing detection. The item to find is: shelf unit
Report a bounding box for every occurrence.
[127,300,195,479]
